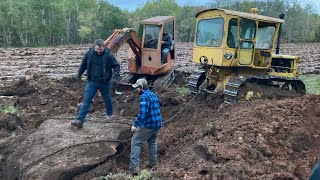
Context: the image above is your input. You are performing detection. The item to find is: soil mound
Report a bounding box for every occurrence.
[153,94,320,180]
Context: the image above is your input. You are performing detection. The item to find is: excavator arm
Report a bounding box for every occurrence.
[104,28,142,62]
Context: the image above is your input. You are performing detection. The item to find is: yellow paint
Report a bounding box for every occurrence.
[193,47,224,66]
[192,9,301,93]
[239,49,253,65]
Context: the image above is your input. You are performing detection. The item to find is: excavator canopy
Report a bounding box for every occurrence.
[141,16,175,25]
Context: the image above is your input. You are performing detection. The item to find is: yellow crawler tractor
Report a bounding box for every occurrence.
[187,8,306,104]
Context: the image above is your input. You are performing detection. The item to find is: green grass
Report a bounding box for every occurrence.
[176,87,192,96]
[299,74,320,94]
[100,169,150,180]
[0,105,18,115]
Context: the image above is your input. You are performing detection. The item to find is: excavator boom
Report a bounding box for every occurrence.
[104,28,142,60]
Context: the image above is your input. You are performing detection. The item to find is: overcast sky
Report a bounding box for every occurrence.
[107,0,320,14]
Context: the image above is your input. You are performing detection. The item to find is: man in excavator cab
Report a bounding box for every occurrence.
[161,26,173,64]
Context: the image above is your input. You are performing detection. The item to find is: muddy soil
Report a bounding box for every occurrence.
[0,73,319,180]
[0,43,196,87]
[153,94,320,180]
[1,43,319,87]
[280,43,320,74]
[0,43,319,179]
[0,75,84,139]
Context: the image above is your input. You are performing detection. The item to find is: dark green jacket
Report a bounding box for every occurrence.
[77,48,120,82]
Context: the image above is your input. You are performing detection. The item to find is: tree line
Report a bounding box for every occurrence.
[0,0,319,47]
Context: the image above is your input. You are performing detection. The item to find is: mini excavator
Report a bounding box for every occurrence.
[104,16,176,88]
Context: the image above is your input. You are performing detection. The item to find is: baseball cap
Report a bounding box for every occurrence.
[132,78,148,88]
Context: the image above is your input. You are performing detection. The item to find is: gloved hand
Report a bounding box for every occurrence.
[131,126,136,132]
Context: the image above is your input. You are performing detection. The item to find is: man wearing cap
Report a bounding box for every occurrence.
[71,39,120,128]
[129,79,162,175]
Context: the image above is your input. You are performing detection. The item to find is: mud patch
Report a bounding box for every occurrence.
[0,65,319,179]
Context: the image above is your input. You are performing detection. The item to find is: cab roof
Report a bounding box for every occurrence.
[141,16,175,25]
[196,8,284,23]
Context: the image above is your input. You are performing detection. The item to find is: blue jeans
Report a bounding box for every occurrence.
[129,128,159,172]
[309,160,320,180]
[161,48,170,63]
[77,81,112,122]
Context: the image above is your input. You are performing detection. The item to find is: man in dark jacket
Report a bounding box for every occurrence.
[129,78,162,175]
[71,39,120,128]
[161,28,173,63]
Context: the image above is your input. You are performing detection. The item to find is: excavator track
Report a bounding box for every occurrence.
[119,69,175,90]
[120,73,135,84]
[152,68,175,88]
[223,75,306,104]
[187,69,206,93]
[116,73,141,91]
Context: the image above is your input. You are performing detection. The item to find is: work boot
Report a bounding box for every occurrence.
[71,120,83,128]
[115,89,123,95]
[106,115,113,120]
[130,167,139,176]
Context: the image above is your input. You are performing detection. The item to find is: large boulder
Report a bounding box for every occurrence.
[1,116,132,180]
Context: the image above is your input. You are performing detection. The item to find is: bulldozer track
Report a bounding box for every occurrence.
[223,75,306,104]
[187,69,206,93]
[120,73,135,84]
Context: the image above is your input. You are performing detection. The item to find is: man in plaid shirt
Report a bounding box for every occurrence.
[309,159,320,180]
[129,78,162,175]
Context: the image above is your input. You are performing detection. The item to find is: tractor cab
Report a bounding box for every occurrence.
[140,16,176,75]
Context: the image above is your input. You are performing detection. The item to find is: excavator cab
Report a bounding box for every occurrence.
[104,16,176,89]
[139,16,176,75]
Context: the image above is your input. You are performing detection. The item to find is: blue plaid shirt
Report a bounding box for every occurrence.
[134,90,162,129]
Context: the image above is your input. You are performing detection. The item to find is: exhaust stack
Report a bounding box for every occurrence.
[276,13,285,54]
